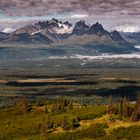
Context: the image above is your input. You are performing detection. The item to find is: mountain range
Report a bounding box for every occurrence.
[121,32,140,46]
[0,18,137,53]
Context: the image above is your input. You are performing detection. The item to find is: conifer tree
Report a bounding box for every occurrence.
[45,106,49,113]
[13,97,28,114]
[62,116,70,130]
[51,103,58,113]
[131,110,139,121]
[131,95,140,121]
[115,103,119,115]
[67,102,73,110]
[119,98,124,116]
[123,97,129,117]
[108,96,115,114]
[135,95,140,116]
[40,116,47,139]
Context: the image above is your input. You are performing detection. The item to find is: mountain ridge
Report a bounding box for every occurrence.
[0,18,137,53]
[121,32,140,46]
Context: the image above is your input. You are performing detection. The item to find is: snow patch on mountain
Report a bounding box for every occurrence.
[54,23,73,34]
[135,46,140,49]
[31,29,43,35]
[44,18,73,34]
[2,27,15,33]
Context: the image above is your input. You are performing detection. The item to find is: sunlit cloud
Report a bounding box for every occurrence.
[71,14,89,18]
[115,25,140,32]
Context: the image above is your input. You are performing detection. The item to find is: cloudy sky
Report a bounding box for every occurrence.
[0,0,140,32]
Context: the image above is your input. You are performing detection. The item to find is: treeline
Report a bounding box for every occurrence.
[108,95,140,121]
[12,96,74,114]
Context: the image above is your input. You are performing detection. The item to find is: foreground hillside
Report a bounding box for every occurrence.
[0,97,140,140]
[0,63,139,140]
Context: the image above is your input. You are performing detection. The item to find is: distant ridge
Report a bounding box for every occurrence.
[0,18,137,53]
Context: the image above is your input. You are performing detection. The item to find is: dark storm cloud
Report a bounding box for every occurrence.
[0,0,140,32]
[0,0,140,16]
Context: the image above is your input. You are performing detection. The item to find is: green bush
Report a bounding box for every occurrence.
[69,105,107,120]
[46,123,106,140]
[103,125,140,140]
[70,116,80,129]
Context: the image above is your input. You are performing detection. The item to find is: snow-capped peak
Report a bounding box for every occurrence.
[54,23,73,34]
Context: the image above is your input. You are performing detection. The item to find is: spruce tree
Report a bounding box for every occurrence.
[108,96,115,114]
[67,102,73,110]
[45,106,49,113]
[62,116,70,130]
[123,97,130,117]
[131,95,140,121]
[51,103,59,113]
[135,95,140,116]
[115,103,119,115]
[119,98,124,116]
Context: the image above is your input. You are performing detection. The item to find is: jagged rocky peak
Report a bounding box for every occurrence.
[92,22,102,28]
[111,30,122,37]
[0,18,135,50]
[47,18,71,26]
[13,18,73,35]
[49,18,59,23]
[34,18,61,29]
[34,20,49,28]
[75,20,90,29]
[46,18,73,32]
[45,18,60,28]
[47,19,73,34]
[110,30,124,41]
[89,22,109,35]
[72,20,90,35]
[13,25,39,35]
[63,21,72,27]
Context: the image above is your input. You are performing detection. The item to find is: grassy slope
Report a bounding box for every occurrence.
[0,105,107,140]
[0,104,140,140]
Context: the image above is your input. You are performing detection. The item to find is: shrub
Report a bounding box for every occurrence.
[69,116,80,129]
[46,123,106,140]
[45,106,49,114]
[109,126,140,140]
[61,116,70,130]
[13,97,28,114]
